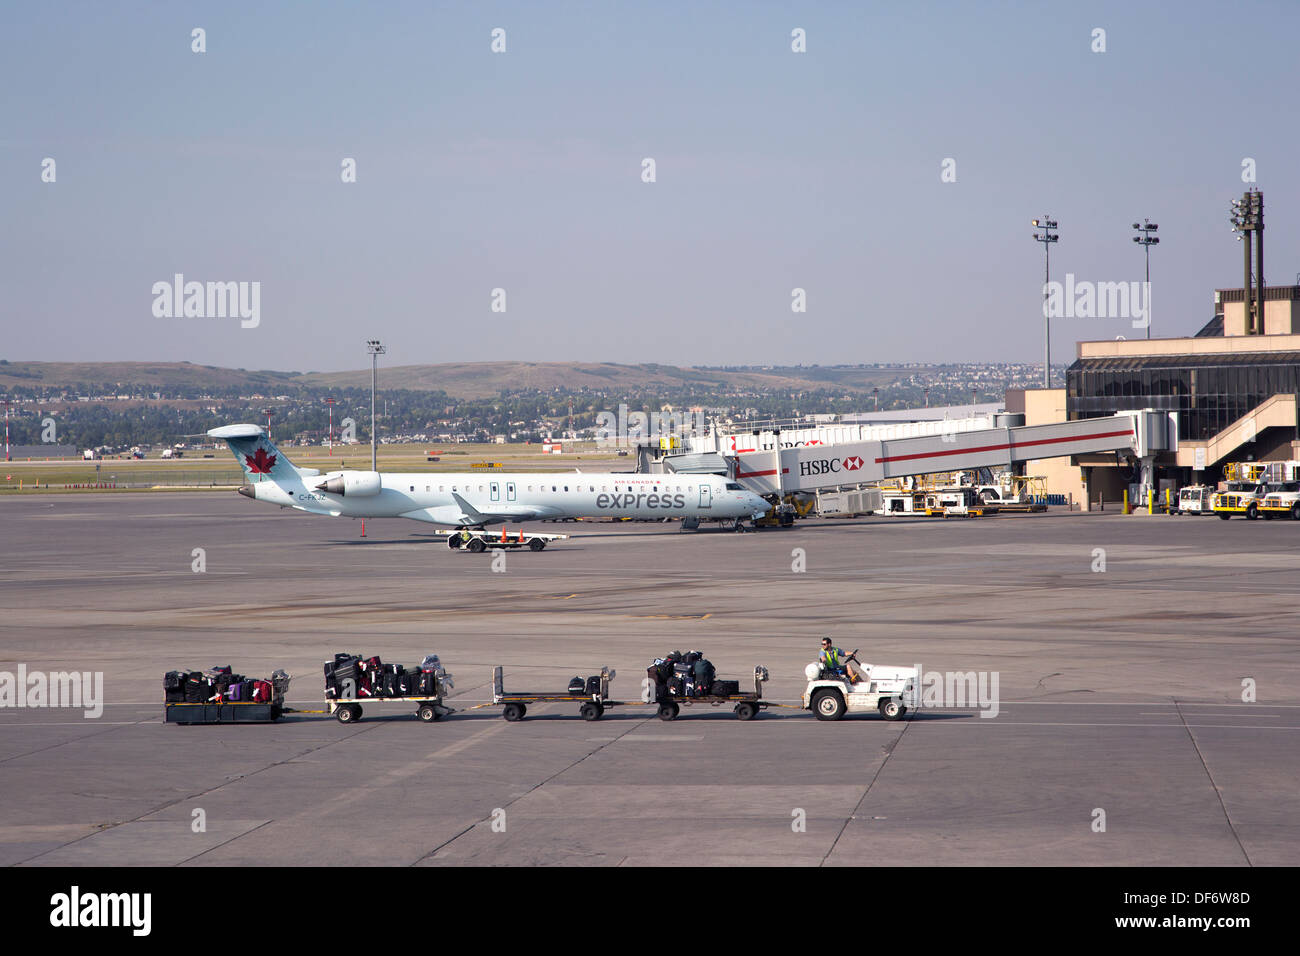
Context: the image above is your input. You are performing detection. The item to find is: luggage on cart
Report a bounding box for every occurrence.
[184,673,210,703]
[713,679,740,696]
[568,676,585,694]
[164,671,186,702]
[250,680,272,703]
[226,681,245,702]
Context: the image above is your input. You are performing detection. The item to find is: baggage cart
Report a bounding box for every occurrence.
[440,528,569,552]
[327,694,454,724]
[492,665,617,721]
[650,665,770,721]
[325,660,454,724]
[165,701,283,724]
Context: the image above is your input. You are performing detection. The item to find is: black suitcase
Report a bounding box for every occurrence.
[585,675,601,696]
[713,679,740,696]
[184,678,209,703]
[384,672,402,697]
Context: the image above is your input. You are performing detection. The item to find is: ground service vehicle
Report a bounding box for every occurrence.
[1213,481,1266,519]
[802,650,919,721]
[441,528,568,552]
[1171,485,1214,515]
[1258,481,1300,519]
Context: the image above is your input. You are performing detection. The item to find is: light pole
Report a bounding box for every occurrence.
[1230,191,1264,334]
[1132,219,1159,339]
[3,399,10,461]
[1032,217,1060,388]
[326,398,336,456]
[261,407,274,440]
[366,340,385,471]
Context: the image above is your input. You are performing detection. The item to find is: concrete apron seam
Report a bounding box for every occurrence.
[1173,699,1253,866]
[820,719,912,867]
[413,707,658,865]
[176,819,275,867]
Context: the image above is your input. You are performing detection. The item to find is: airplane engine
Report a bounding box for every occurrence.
[315,471,382,496]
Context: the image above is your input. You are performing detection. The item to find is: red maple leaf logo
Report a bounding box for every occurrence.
[244,447,277,474]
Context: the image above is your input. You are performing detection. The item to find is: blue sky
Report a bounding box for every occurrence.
[3,1,1298,372]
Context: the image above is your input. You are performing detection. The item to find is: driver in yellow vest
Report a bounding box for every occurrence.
[820,638,861,683]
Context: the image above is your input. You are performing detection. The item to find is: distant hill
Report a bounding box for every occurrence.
[0,360,911,398]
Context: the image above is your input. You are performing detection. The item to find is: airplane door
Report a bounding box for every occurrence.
[490,482,500,503]
[506,482,516,502]
[698,484,712,509]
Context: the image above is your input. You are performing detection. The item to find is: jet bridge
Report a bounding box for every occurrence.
[731,412,1166,495]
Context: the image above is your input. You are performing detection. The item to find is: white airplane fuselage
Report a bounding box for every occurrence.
[240,469,768,526]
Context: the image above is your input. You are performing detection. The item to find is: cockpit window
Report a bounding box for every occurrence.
[725,482,744,491]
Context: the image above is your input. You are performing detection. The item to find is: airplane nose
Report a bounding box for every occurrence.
[238,484,255,499]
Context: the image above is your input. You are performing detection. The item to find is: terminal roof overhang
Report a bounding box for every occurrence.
[1069,351,1300,372]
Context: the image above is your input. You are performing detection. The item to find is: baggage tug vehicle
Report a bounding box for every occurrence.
[801,650,919,721]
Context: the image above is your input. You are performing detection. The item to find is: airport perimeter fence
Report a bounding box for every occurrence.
[17,469,246,489]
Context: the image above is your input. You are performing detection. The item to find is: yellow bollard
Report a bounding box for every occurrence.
[1123,489,1130,515]
[1148,489,1154,514]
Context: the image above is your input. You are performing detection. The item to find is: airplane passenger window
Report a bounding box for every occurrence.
[564,486,569,492]
[551,486,556,492]
[409,485,414,492]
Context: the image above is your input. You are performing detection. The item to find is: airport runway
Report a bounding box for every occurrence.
[2,493,1298,866]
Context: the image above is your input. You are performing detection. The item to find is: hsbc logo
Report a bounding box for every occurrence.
[798,455,868,478]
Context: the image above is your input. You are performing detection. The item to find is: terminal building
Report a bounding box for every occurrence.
[1015,285,1300,510]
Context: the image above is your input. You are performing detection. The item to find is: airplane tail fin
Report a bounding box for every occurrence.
[207,424,319,482]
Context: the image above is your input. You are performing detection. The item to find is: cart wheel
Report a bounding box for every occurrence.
[580,702,602,721]
[467,537,487,553]
[336,703,361,724]
[879,698,906,721]
[503,703,525,722]
[657,702,679,721]
[735,702,758,721]
[417,704,437,722]
[528,538,546,552]
[811,689,846,721]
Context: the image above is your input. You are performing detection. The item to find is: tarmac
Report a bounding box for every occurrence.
[1,492,1298,866]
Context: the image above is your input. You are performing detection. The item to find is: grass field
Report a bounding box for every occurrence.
[0,442,634,492]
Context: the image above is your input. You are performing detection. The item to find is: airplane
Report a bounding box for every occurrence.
[209,424,770,533]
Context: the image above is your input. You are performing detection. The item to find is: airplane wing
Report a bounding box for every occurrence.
[397,493,553,526]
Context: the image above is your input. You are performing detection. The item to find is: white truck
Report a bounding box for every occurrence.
[1258,481,1300,520]
[801,649,919,721]
[1170,485,1214,515]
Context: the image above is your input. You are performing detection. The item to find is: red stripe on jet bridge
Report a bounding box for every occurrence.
[874,428,1134,465]
[735,467,791,478]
